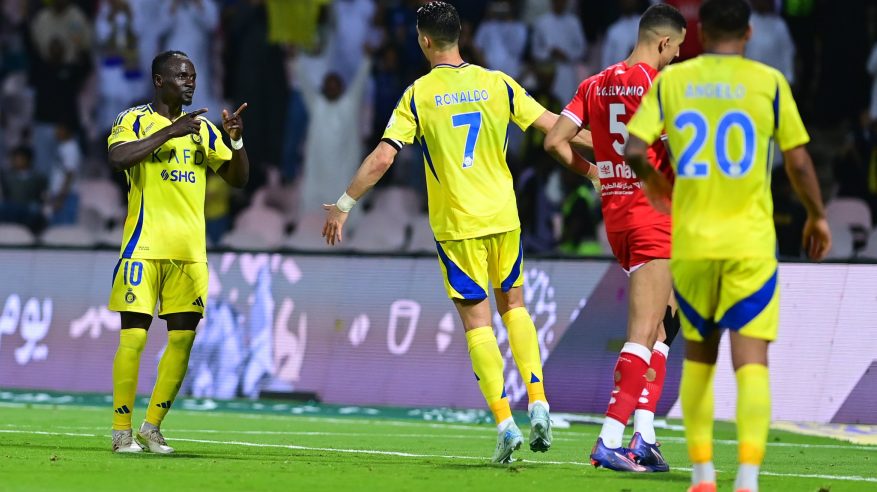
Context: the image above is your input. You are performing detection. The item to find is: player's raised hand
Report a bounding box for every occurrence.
[642,173,673,215]
[802,216,831,261]
[222,103,247,141]
[322,203,349,246]
[167,108,207,138]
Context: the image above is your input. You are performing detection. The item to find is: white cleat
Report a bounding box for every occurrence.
[112,429,143,453]
[528,401,552,453]
[135,423,175,454]
[492,422,523,464]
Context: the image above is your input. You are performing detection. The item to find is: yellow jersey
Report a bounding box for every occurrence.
[627,55,809,260]
[108,104,232,262]
[382,63,546,241]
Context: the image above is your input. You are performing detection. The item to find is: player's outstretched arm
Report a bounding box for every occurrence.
[543,113,599,186]
[783,145,831,260]
[217,103,249,188]
[322,141,398,245]
[625,134,671,214]
[108,108,208,170]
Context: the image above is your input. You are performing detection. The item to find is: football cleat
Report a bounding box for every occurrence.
[688,482,717,492]
[628,432,670,472]
[528,401,552,453]
[112,429,143,453]
[135,423,175,454]
[589,438,647,472]
[492,423,523,464]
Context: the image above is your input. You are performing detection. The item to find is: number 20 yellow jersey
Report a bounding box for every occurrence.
[628,55,810,260]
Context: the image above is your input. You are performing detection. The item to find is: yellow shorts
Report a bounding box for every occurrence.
[108,259,208,318]
[671,258,779,342]
[435,229,524,300]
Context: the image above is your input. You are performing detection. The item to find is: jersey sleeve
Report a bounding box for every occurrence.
[773,75,810,151]
[203,119,232,171]
[107,110,139,148]
[561,77,593,128]
[498,72,546,131]
[381,84,418,149]
[627,73,666,145]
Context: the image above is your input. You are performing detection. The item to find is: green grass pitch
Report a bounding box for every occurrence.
[0,401,875,491]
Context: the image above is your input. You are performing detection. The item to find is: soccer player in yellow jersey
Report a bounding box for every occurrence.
[106,50,250,454]
[322,1,591,463]
[624,1,832,490]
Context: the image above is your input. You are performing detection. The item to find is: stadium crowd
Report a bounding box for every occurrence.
[0,0,875,257]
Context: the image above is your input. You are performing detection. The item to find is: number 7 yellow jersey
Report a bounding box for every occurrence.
[627,55,810,260]
[382,63,546,241]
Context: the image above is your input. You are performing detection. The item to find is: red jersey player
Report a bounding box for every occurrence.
[545,4,687,473]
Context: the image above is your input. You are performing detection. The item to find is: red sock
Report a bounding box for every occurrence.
[605,342,651,424]
[636,342,669,413]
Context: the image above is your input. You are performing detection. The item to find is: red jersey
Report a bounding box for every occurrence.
[562,61,672,233]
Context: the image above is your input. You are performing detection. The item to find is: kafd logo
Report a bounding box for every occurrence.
[162,169,196,183]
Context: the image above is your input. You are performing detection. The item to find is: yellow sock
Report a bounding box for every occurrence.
[681,359,716,464]
[466,326,512,424]
[145,330,196,427]
[736,363,770,465]
[502,307,546,405]
[112,328,147,431]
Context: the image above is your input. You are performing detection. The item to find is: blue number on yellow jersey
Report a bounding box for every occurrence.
[382,63,546,241]
[627,55,810,260]
[108,104,231,262]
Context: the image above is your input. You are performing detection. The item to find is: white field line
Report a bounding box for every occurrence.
[2,423,874,451]
[1,429,876,484]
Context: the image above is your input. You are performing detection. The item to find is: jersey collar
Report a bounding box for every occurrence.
[432,62,469,69]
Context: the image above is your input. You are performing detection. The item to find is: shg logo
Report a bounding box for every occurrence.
[162,169,196,183]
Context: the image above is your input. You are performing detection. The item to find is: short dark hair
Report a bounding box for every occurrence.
[699,0,751,40]
[151,50,189,77]
[416,1,461,48]
[639,4,687,35]
[11,145,33,161]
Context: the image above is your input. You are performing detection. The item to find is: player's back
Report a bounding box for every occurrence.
[645,55,809,259]
[568,62,671,232]
[384,63,544,241]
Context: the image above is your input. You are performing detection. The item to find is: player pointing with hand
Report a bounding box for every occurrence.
[107,50,249,454]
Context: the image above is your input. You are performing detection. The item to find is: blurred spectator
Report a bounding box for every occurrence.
[30,0,92,64]
[601,0,641,68]
[224,0,288,190]
[531,0,587,103]
[205,171,232,245]
[517,154,559,254]
[369,45,403,144]
[816,1,871,125]
[0,146,47,232]
[473,1,528,79]
[386,0,424,82]
[266,0,330,48]
[327,0,377,84]
[745,0,795,84]
[869,42,877,121]
[158,0,222,114]
[451,0,488,26]
[47,121,81,225]
[772,168,806,258]
[663,0,702,61]
[834,110,877,221]
[94,0,143,129]
[558,172,601,256]
[297,57,371,220]
[28,37,90,176]
[783,0,816,106]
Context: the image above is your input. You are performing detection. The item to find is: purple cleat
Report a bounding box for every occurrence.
[589,438,647,472]
[628,432,670,472]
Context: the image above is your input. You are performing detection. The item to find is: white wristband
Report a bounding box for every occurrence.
[231,137,243,150]
[335,192,357,213]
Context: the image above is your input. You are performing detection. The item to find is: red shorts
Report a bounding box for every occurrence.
[606,223,671,274]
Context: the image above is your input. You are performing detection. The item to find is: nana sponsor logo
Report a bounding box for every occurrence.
[161,169,196,183]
